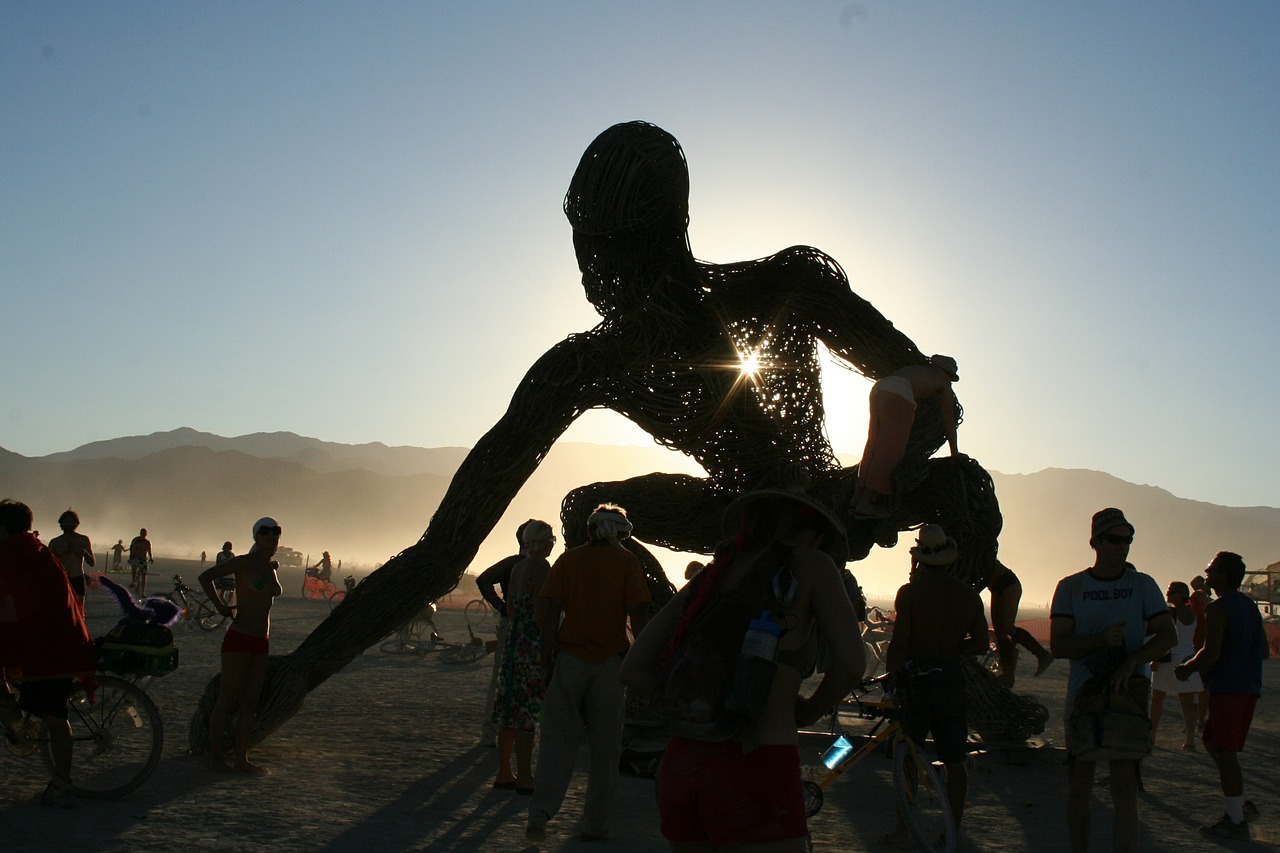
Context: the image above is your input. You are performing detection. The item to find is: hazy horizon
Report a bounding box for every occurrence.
[12,426,1279,608]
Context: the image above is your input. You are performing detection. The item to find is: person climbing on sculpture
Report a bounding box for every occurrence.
[983,559,1054,686]
[853,355,960,519]
[189,120,1007,753]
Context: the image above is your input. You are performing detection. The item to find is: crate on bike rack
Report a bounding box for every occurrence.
[94,622,180,676]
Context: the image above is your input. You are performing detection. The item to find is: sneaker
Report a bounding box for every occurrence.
[1244,800,1260,822]
[41,778,74,809]
[1199,814,1249,840]
[525,810,549,842]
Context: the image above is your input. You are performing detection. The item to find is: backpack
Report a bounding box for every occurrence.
[1067,673,1151,761]
[95,621,180,676]
[651,544,793,741]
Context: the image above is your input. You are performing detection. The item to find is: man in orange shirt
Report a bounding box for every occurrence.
[526,505,651,843]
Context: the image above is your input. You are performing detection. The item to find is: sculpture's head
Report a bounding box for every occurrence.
[565,121,689,238]
[565,122,696,316]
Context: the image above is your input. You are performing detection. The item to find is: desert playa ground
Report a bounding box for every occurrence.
[3,568,1277,852]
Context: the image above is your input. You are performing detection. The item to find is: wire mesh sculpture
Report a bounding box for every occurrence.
[189,121,1007,751]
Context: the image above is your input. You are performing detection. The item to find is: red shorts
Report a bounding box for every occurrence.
[222,628,269,656]
[658,737,807,846]
[1203,693,1257,753]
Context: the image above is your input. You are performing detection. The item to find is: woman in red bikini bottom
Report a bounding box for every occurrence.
[199,516,284,775]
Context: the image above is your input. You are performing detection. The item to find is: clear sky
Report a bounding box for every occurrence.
[3,3,1278,509]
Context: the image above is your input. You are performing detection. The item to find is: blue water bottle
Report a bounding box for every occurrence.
[822,734,854,770]
[724,611,783,719]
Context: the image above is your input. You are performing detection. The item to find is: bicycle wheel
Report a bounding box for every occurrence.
[802,780,824,817]
[328,590,347,610]
[195,598,226,631]
[892,738,955,853]
[464,598,493,632]
[379,639,422,655]
[43,674,164,799]
[440,642,487,665]
[406,613,433,643]
[862,639,883,678]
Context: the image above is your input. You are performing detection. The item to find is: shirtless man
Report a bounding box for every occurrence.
[884,524,989,842]
[199,517,284,774]
[47,509,95,604]
[128,528,153,595]
[854,355,960,519]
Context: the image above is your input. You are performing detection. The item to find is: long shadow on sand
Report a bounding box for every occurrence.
[312,745,532,853]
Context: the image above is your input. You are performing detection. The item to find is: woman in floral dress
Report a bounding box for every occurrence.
[492,520,555,793]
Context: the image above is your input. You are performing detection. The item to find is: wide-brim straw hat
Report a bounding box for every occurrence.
[911,524,958,566]
[722,487,849,566]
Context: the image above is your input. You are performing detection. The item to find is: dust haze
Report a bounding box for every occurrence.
[4,430,1279,604]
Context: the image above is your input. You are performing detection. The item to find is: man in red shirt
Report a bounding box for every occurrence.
[526,504,650,843]
[0,499,96,807]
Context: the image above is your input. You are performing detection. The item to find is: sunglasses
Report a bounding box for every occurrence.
[1099,533,1133,545]
[256,526,283,536]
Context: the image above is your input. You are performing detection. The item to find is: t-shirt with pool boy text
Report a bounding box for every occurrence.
[1051,564,1166,702]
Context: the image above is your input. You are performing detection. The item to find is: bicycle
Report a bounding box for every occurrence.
[805,675,956,853]
[3,672,164,800]
[861,605,894,678]
[327,575,367,610]
[379,602,445,654]
[164,575,226,631]
[379,599,495,664]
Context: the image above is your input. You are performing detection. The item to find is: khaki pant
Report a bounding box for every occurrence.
[529,652,625,837]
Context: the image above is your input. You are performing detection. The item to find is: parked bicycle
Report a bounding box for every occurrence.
[326,575,359,610]
[3,672,164,800]
[806,675,956,853]
[379,602,444,654]
[861,605,894,678]
[379,598,495,664]
[164,574,226,631]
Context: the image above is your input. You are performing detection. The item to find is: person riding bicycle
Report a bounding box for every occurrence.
[0,499,96,807]
[307,551,334,584]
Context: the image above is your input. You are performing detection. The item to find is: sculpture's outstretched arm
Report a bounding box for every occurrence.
[188,334,602,752]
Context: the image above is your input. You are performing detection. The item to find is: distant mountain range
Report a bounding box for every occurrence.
[3,428,1277,604]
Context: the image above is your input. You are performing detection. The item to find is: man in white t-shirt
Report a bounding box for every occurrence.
[1050,508,1176,853]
